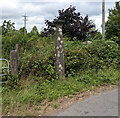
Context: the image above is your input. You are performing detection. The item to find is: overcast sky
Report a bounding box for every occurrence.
[0,0,118,32]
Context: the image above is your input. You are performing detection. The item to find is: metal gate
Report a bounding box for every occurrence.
[0,59,9,84]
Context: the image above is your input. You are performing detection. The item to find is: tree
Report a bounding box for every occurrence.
[19,27,27,35]
[1,20,16,36]
[25,26,39,39]
[40,5,96,41]
[31,26,39,34]
[105,1,120,44]
[29,26,39,36]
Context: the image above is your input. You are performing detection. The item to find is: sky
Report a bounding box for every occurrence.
[0,0,118,32]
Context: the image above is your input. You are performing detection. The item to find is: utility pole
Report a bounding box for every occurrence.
[102,0,105,40]
[22,14,28,35]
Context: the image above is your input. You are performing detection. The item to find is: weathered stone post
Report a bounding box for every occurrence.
[54,19,65,78]
[10,44,18,75]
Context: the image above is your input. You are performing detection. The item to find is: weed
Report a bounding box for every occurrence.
[53,103,57,109]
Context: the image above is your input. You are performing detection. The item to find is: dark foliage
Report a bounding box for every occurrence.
[40,5,96,41]
[1,20,16,36]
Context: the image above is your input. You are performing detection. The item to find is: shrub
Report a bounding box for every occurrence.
[19,38,119,80]
[2,31,119,81]
[65,40,119,76]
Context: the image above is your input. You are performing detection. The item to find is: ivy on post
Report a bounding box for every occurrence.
[10,44,18,76]
[54,19,65,79]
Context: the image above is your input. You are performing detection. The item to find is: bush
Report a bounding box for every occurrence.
[2,29,119,81]
[2,74,19,91]
[19,36,58,80]
[2,30,38,59]
[19,37,119,80]
[2,31,23,59]
[109,36,119,45]
[65,40,119,76]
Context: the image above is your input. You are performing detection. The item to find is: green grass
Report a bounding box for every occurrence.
[2,67,119,115]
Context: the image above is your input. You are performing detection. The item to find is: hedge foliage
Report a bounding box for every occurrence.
[18,36,120,80]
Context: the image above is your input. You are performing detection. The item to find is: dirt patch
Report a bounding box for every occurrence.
[2,83,118,116]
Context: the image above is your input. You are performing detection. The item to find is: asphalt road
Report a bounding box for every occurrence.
[55,88,119,116]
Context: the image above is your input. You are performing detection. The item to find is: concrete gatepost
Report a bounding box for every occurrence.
[10,44,18,76]
[54,19,65,79]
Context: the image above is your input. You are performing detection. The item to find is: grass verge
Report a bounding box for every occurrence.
[2,67,119,116]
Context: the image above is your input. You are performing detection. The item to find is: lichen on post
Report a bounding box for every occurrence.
[54,19,65,79]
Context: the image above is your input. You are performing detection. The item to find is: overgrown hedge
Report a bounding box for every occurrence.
[65,40,119,76]
[2,32,119,80]
[18,37,120,80]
